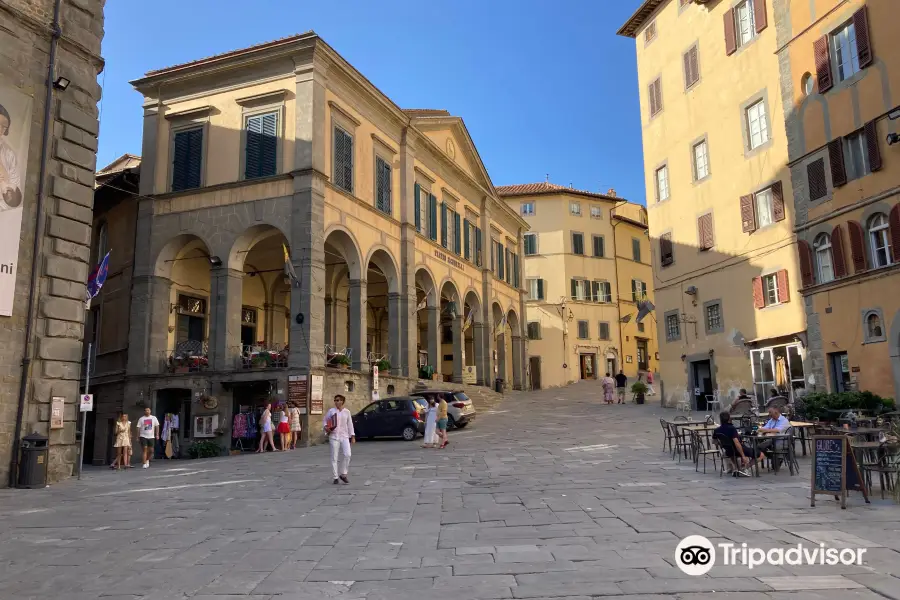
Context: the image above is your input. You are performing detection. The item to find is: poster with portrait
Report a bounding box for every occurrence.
[0,85,32,317]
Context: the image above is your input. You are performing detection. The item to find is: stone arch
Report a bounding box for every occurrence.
[506,307,520,333]
[491,301,505,326]
[324,226,363,281]
[463,288,482,322]
[153,233,214,279]
[228,224,288,271]
[366,246,400,295]
[414,265,438,307]
[890,309,900,404]
[439,278,460,304]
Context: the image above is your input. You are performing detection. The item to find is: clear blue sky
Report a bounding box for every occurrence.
[98,0,646,203]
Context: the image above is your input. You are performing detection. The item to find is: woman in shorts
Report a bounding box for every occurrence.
[436,394,449,449]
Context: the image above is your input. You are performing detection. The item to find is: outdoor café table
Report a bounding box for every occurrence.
[749,433,793,477]
[789,421,815,456]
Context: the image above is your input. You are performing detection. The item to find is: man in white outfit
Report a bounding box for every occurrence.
[323,394,355,484]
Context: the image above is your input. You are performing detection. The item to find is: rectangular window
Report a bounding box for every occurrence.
[333,126,354,193]
[577,320,589,340]
[505,247,511,284]
[648,77,663,117]
[655,165,669,202]
[831,21,860,82]
[570,202,582,216]
[572,232,584,255]
[660,233,674,266]
[746,100,769,150]
[632,238,642,262]
[571,279,590,301]
[171,127,203,191]
[590,206,603,219]
[524,233,537,256]
[705,302,722,333]
[843,130,870,181]
[735,0,756,49]
[683,44,700,89]
[762,273,779,306]
[592,235,605,258]
[644,21,656,44]
[374,156,392,215]
[698,213,714,251]
[599,322,610,340]
[637,321,645,333]
[527,322,541,340]
[592,280,612,303]
[527,278,545,301]
[416,186,429,234]
[755,188,774,229]
[244,112,278,179]
[632,279,646,302]
[693,139,710,180]
[521,202,535,216]
[665,313,680,342]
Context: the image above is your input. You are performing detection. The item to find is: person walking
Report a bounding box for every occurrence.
[601,372,616,405]
[257,403,276,453]
[436,394,450,449]
[111,412,131,470]
[422,397,437,448]
[288,402,302,450]
[646,371,656,396]
[324,395,354,484]
[276,406,291,451]
[135,407,159,469]
[614,370,629,404]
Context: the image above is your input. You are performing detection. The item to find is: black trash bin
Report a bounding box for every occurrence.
[494,378,504,393]
[17,432,49,489]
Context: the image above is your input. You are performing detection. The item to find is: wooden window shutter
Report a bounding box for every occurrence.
[864,120,882,172]
[807,158,827,201]
[172,127,203,191]
[690,46,699,85]
[475,227,482,266]
[798,240,815,287]
[754,0,768,33]
[414,184,421,231]
[537,279,544,300]
[814,36,833,93]
[890,205,900,264]
[771,181,785,222]
[683,51,692,88]
[463,219,470,260]
[571,279,578,300]
[848,220,868,273]
[440,203,448,248]
[831,224,847,277]
[776,269,790,303]
[752,276,765,309]
[429,194,438,240]
[724,9,737,56]
[853,6,873,69]
[698,214,713,250]
[828,138,847,187]
[740,194,757,233]
[245,112,277,179]
[454,212,461,254]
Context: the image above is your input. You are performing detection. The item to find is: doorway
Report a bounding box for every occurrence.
[579,353,596,380]
[529,356,542,390]
[691,360,712,411]
[829,352,851,392]
[606,355,616,376]
[636,338,649,371]
[156,388,192,458]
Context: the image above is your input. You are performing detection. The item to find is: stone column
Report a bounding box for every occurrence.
[496,333,506,388]
[388,292,402,375]
[480,195,494,387]
[349,279,368,372]
[472,322,487,385]
[127,274,171,375]
[427,306,440,375]
[517,226,529,390]
[511,335,525,390]
[452,314,464,383]
[399,128,419,377]
[209,268,243,371]
[324,296,333,347]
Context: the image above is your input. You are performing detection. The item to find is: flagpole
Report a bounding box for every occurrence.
[77,342,91,480]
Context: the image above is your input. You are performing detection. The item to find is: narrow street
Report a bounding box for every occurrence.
[1,384,899,599]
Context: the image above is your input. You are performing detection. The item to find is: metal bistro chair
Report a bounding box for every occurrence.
[660,419,676,453]
[762,427,799,475]
[671,418,693,461]
[712,431,739,477]
[857,443,900,500]
[729,398,754,416]
[676,390,691,412]
[706,390,722,413]
[691,428,720,474]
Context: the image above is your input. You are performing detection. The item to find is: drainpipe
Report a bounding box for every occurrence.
[9,0,64,488]
[610,201,628,376]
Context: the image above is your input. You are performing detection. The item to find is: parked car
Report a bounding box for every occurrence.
[413,390,476,429]
[352,396,426,441]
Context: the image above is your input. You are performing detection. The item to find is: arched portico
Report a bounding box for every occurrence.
[463,289,486,385]
[492,301,506,387]
[440,280,463,382]
[507,308,524,390]
[366,248,401,374]
[415,267,439,376]
[325,229,366,370]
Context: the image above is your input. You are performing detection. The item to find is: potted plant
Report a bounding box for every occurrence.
[333,354,351,369]
[631,381,648,405]
[376,359,391,372]
[187,440,223,459]
[251,354,273,369]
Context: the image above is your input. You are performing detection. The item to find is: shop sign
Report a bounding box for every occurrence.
[433,249,465,271]
[463,365,477,384]
[310,374,324,415]
[289,375,308,413]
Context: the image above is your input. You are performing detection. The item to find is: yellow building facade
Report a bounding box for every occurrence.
[124,33,527,440]
[779,0,900,400]
[498,183,657,389]
[618,0,807,408]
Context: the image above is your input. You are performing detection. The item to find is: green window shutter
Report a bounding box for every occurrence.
[537,279,544,300]
[333,127,353,192]
[454,212,461,254]
[440,203,448,248]
[631,279,637,302]
[571,279,578,300]
[414,184,421,232]
[513,254,519,287]
[375,157,391,214]
[172,127,203,191]
[463,219,470,260]
[475,228,482,266]
[246,112,278,179]
[429,195,438,240]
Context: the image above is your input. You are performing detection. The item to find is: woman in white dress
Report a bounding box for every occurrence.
[422,398,437,448]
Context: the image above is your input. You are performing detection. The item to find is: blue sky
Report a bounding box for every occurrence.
[98,0,645,203]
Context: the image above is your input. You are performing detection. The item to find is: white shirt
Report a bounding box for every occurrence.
[137,415,159,439]
[323,407,355,440]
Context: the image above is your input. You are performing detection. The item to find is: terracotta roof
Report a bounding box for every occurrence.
[96,153,141,176]
[142,32,314,78]
[495,182,621,202]
[403,109,451,117]
[617,0,667,38]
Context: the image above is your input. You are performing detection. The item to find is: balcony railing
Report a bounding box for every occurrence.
[161,340,209,373]
[235,344,289,370]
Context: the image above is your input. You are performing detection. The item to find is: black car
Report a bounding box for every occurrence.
[352,396,427,441]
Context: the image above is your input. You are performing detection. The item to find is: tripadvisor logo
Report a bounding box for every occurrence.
[675,535,867,575]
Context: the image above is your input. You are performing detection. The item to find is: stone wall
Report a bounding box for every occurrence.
[0,0,105,485]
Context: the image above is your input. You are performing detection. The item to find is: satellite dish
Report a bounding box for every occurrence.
[636,300,656,323]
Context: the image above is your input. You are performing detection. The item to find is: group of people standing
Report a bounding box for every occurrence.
[600,370,656,404]
[421,395,450,449]
[110,407,161,470]
[257,401,303,453]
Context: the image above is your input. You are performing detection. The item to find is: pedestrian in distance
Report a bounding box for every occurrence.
[257,402,276,453]
[436,394,450,449]
[135,407,159,469]
[601,372,616,405]
[324,394,355,484]
[276,404,291,451]
[646,371,656,396]
[288,401,302,449]
[615,370,629,404]
[111,412,131,470]
[422,397,437,448]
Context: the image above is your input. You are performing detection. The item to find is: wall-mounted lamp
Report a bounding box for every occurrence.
[167,325,176,333]
[887,132,900,146]
[208,256,222,267]
[53,76,70,90]
[680,354,687,362]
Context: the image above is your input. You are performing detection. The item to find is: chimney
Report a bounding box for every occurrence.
[607,188,616,197]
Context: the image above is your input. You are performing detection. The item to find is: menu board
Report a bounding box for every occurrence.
[811,435,869,509]
[288,375,308,411]
[310,374,324,415]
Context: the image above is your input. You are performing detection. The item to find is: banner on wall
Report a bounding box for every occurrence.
[0,85,32,316]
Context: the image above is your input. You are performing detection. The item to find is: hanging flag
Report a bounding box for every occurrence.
[283,243,299,287]
[416,297,427,311]
[462,308,474,333]
[494,313,507,335]
[85,251,110,309]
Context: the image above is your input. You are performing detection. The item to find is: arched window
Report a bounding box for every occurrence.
[94,221,108,264]
[866,313,883,339]
[813,233,833,283]
[867,213,891,268]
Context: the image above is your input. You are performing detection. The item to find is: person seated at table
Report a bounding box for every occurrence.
[714,412,762,477]
[756,406,790,461]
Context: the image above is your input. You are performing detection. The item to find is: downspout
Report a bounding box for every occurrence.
[610,201,628,375]
[9,0,64,487]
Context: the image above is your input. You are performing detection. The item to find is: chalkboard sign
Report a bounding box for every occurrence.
[810,435,869,509]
